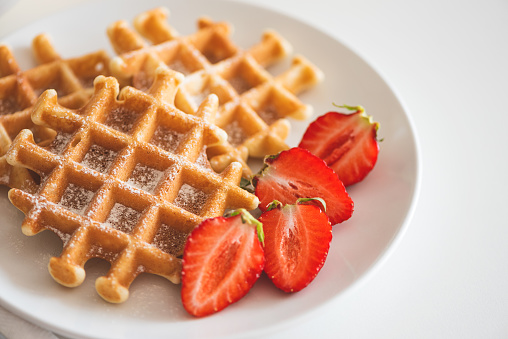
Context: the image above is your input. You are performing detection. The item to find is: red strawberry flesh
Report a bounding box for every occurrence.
[181,212,264,317]
[259,203,332,292]
[298,107,379,187]
[253,147,353,225]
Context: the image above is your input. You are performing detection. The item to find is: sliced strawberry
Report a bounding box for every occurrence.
[298,105,380,187]
[181,209,265,317]
[253,147,353,225]
[259,199,332,292]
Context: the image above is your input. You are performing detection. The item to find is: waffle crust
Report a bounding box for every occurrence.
[108,8,323,177]
[6,67,258,303]
[0,34,110,192]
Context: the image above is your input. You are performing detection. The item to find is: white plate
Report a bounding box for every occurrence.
[0,1,420,338]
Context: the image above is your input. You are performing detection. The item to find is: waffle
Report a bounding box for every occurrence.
[0,34,110,192]
[107,8,323,176]
[6,67,259,303]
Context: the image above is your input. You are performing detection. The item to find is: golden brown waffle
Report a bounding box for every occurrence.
[0,34,110,192]
[6,67,259,303]
[107,7,323,177]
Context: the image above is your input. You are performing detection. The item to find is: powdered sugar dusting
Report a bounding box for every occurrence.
[59,183,95,215]
[173,183,208,215]
[105,106,141,134]
[258,102,280,125]
[191,87,211,107]
[223,120,246,147]
[46,225,72,246]
[168,59,191,75]
[0,96,19,115]
[81,144,117,174]
[133,71,152,92]
[150,126,183,153]
[195,147,213,171]
[104,203,141,234]
[229,75,251,94]
[88,244,119,261]
[127,164,163,193]
[47,133,72,155]
[152,223,188,256]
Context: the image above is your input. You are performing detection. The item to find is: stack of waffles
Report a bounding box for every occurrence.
[0,33,110,193]
[108,8,323,177]
[0,7,323,303]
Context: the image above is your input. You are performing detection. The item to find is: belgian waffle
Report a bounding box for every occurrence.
[107,7,323,176]
[6,67,259,303]
[0,34,110,192]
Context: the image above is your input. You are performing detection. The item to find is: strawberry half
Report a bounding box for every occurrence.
[181,209,265,317]
[259,199,332,292]
[253,147,353,225]
[298,105,380,187]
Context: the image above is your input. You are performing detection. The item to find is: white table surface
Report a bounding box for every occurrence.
[1,0,507,338]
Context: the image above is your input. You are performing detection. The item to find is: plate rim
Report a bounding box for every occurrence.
[0,0,421,338]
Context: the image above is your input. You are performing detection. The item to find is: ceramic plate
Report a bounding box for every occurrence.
[0,1,420,338]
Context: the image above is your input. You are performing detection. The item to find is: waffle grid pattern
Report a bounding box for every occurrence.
[108,8,323,176]
[6,68,258,303]
[0,34,110,192]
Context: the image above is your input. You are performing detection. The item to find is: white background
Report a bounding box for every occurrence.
[1,0,507,338]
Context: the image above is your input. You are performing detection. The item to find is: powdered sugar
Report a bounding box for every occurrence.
[105,106,141,134]
[133,71,152,92]
[127,163,164,193]
[59,183,95,215]
[223,120,246,147]
[0,170,9,185]
[104,203,141,234]
[173,183,208,215]
[150,126,183,153]
[258,102,280,125]
[0,96,19,115]
[81,144,117,174]
[168,59,191,75]
[152,223,188,256]
[46,225,72,246]
[190,87,211,107]
[88,244,119,261]
[229,75,251,94]
[195,147,213,171]
[47,133,72,155]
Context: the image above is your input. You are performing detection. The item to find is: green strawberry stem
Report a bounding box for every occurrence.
[240,177,255,193]
[266,197,326,212]
[266,198,326,212]
[266,200,283,212]
[228,208,265,245]
[296,197,327,212]
[332,103,364,113]
[332,103,380,134]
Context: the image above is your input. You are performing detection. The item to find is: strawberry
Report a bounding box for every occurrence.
[298,105,380,187]
[252,147,353,225]
[181,209,265,317]
[259,199,332,292]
